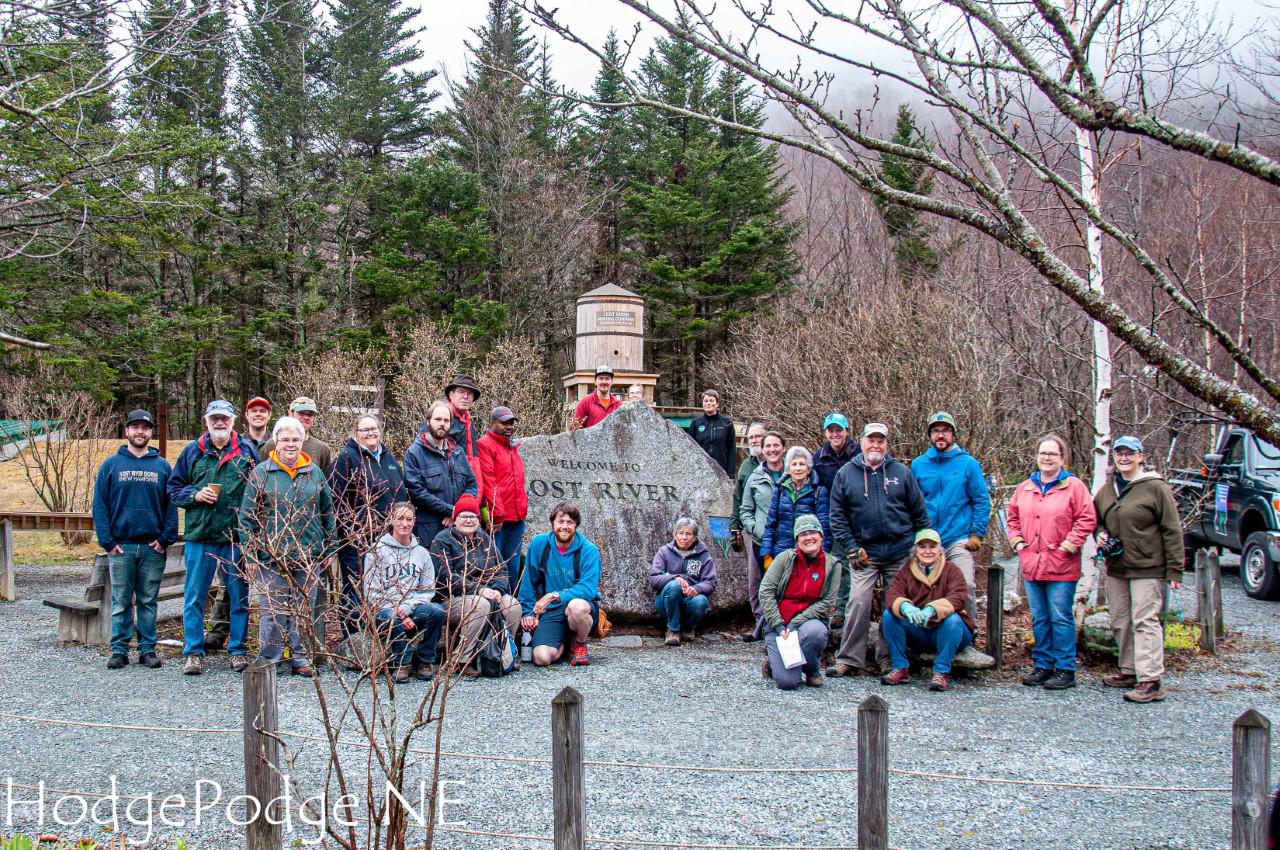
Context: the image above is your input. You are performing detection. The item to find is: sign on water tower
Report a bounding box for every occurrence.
[563,284,659,405]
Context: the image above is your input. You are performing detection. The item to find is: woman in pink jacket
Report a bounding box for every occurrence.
[1005,434,1097,691]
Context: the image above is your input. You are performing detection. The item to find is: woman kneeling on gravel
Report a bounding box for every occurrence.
[1093,436,1183,704]
[758,514,839,690]
[879,529,973,692]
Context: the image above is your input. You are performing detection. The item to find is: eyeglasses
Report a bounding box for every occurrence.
[356,427,380,435]
[1037,451,1062,458]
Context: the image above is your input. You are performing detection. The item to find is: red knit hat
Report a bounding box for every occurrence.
[452,494,481,521]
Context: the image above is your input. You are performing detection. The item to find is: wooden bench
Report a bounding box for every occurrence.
[42,544,187,645]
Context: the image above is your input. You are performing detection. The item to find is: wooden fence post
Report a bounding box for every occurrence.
[1211,550,1225,638]
[985,563,1004,668]
[1232,709,1271,850]
[1198,551,1219,654]
[857,695,888,850]
[552,686,584,850]
[243,659,283,850]
[0,517,14,602]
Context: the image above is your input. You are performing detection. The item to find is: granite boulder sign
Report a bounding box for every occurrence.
[518,402,748,621]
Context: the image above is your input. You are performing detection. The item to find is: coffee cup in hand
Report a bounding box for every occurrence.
[207,483,222,501]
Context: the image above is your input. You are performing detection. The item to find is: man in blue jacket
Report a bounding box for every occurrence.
[520,502,601,667]
[92,409,179,670]
[910,412,990,622]
[826,422,931,677]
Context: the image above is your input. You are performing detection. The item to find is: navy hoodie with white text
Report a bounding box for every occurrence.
[91,445,179,551]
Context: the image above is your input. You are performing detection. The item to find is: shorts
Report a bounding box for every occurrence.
[531,600,599,650]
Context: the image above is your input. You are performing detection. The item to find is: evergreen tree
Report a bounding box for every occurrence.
[874,103,940,285]
[579,30,631,284]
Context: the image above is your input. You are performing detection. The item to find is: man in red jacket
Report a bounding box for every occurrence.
[572,365,621,429]
[478,405,529,590]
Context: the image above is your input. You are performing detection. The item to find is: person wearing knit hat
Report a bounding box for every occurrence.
[431,493,520,678]
[757,514,839,690]
[878,528,975,692]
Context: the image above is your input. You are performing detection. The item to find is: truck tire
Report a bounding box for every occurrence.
[1240,532,1280,600]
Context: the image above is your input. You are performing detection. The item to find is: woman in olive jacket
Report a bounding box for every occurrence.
[1093,435,1184,704]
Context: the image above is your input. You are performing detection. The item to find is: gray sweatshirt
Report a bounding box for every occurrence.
[362,533,437,611]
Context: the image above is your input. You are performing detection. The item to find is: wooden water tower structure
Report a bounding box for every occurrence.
[563,284,660,405]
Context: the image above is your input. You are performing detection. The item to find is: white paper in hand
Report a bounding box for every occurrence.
[777,629,805,669]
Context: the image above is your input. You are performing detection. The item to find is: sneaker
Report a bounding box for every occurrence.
[230,655,250,673]
[291,664,316,678]
[825,662,858,677]
[393,667,411,684]
[1124,680,1166,703]
[929,672,951,692]
[569,640,590,667]
[1021,667,1053,687]
[805,673,825,687]
[1103,672,1138,689]
[182,655,203,676]
[880,668,911,686]
[762,659,773,680]
[664,629,680,647]
[1043,670,1076,690]
[106,653,128,670]
[140,652,161,669]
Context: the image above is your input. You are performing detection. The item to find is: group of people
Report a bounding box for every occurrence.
[92,378,1185,703]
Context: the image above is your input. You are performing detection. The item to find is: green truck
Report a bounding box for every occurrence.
[1169,414,1280,600]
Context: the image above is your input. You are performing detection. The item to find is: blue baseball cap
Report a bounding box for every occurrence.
[203,399,235,418]
[1113,435,1144,453]
[823,412,849,430]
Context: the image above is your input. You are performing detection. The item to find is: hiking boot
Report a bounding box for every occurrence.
[413,663,435,681]
[459,663,480,679]
[680,631,697,643]
[569,640,590,667]
[1021,667,1053,687]
[1104,671,1139,689]
[880,667,911,686]
[393,667,411,684]
[1042,670,1076,690]
[204,635,226,653]
[762,659,773,679]
[825,661,858,677]
[140,652,161,669]
[805,672,825,687]
[230,655,250,673]
[182,655,203,676]
[1124,680,1166,703]
[107,653,128,670]
[664,629,680,646]
[291,664,316,678]
[741,631,760,643]
[929,672,951,692]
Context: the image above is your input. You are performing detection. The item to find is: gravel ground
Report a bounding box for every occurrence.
[1,561,1277,850]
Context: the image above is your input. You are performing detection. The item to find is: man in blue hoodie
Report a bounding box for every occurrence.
[910,412,990,622]
[520,502,601,667]
[92,409,179,670]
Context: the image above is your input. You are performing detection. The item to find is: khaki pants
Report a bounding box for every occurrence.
[944,541,977,624]
[446,593,521,664]
[836,556,909,667]
[1105,574,1164,682]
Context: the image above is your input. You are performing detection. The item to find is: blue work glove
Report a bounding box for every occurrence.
[920,605,937,626]
[898,602,921,624]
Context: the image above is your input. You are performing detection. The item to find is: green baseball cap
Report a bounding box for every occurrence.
[289,396,319,414]
[926,411,958,435]
[793,514,824,541]
[914,528,942,545]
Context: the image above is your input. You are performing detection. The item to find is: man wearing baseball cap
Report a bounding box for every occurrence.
[813,411,860,626]
[169,400,260,675]
[910,412,990,624]
[826,421,931,677]
[571,365,621,430]
[92,410,179,670]
[477,405,529,590]
[444,374,486,500]
[263,396,332,474]
[240,396,272,453]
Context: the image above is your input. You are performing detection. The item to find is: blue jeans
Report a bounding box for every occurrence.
[183,541,249,657]
[763,619,829,690]
[375,603,445,667]
[493,521,526,591]
[336,545,363,639]
[881,609,972,674]
[108,544,166,655]
[654,580,710,632]
[1024,579,1078,671]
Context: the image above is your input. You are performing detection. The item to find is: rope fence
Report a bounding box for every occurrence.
[0,709,1232,791]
